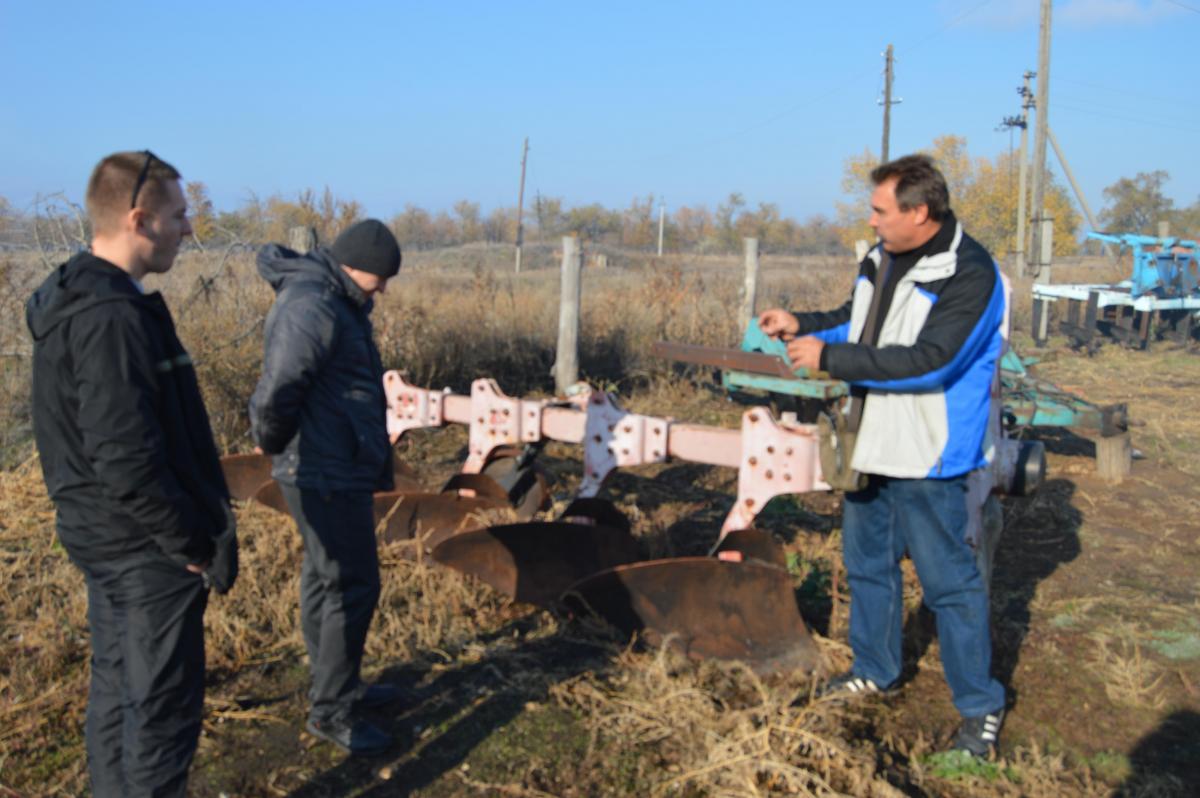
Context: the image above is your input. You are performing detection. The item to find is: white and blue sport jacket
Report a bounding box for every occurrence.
[796,219,1006,480]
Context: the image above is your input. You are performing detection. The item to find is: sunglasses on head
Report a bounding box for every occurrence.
[130,149,159,209]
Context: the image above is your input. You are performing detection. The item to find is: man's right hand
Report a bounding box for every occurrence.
[758,308,800,339]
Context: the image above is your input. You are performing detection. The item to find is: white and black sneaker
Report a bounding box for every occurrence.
[812,671,894,702]
[952,709,1004,757]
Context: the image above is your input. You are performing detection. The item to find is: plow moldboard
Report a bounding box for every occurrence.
[220,453,274,502]
[565,558,820,675]
[374,492,512,553]
[431,522,642,608]
[711,527,788,569]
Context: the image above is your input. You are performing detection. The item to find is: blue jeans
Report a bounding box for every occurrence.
[842,474,1005,718]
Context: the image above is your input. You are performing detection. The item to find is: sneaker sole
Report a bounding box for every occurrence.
[305,720,390,756]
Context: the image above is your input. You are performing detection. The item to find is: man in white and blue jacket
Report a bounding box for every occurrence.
[760,154,1007,757]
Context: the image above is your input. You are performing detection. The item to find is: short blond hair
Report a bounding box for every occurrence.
[86,151,182,236]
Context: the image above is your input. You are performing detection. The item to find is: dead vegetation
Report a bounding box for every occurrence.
[1,247,1197,796]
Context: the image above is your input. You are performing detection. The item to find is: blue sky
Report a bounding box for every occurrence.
[2,0,1197,223]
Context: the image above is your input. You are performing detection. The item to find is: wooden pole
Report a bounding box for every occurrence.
[554,236,582,394]
[1016,71,1033,278]
[657,201,665,257]
[1048,127,1115,262]
[1029,0,1052,276]
[515,137,529,274]
[740,237,760,334]
[289,225,317,253]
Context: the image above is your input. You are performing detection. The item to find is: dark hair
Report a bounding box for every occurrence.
[870,154,951,222]
[86,151,182,236]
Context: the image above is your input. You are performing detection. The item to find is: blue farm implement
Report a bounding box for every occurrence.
[1032,232,1200,350]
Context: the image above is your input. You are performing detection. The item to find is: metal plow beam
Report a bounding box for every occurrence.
[431,521,642,609]
[564,558,820,675]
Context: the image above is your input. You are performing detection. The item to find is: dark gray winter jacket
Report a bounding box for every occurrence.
[249,245,394,493]
[25,252,237,590]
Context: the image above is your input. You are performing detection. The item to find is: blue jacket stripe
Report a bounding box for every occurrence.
[812,321,850,344]
[852,269,1005,393]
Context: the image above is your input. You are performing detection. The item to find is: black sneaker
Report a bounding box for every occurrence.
[306,715,392,756]
[951,709,1004,757]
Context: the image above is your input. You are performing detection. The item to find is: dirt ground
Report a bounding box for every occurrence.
[185,348,1198,798]
[3,322,1198,796]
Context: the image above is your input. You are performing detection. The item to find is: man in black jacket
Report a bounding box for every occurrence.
[26,150,237,797]
[249,219,401,755]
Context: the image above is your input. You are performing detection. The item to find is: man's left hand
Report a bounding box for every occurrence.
[786,336,824,371]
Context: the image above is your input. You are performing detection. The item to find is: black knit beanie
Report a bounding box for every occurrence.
[329,219,401,277]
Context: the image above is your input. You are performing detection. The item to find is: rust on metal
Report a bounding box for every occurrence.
[220,453,274,502]
[431,522,642,608]
[711,527,788,569]
[564,557,820,675]
[651,340,797,380]
[375,492,510,553]
[250,480,289,514]
[440,473,511,503]
[558,498,630,534]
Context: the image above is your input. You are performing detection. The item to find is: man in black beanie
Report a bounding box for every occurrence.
[249,219,402,755]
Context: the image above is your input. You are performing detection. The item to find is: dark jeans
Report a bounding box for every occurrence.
[842,474,1005,718]
[75,551,208,798]
[280,483,381,722]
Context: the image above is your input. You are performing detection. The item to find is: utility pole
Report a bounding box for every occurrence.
[1016,72,1033,278]
[1029,0,1052,280]
[879,44,899,164]
[514,137,529,274]
[1048,127,1115,262]
[998,72,1034,277]
[657,200,665,257]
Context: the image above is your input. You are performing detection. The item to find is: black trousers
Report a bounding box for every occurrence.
[75,551,208,798]
[280,483,381,722]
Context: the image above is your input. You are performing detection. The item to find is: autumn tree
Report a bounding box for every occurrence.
[453,200,482,242]
[185,182,215,244]
[532,194,565,240]
[1099,171,1173,235]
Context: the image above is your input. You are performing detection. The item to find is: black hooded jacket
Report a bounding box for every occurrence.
[248,245,393,494]
[25,252,234,570]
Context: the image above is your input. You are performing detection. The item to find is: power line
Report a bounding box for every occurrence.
[1054,101,1200,134]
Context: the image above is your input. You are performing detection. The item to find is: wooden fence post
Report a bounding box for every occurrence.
[739,237,760,333]
[554,236,582,395]
[289,225,317,253]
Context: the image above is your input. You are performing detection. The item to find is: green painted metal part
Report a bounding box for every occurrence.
[722,321,849,401]
[725,321,1123,436]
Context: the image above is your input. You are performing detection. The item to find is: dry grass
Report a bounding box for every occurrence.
[1088,635,1168,711]
[1,247,1196,796]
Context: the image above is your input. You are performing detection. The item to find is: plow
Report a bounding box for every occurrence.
[221,329,1046,676]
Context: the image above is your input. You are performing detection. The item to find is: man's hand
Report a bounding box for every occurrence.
[758,308,799,339]
[186,561,210,574]
[786,336,824,371]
